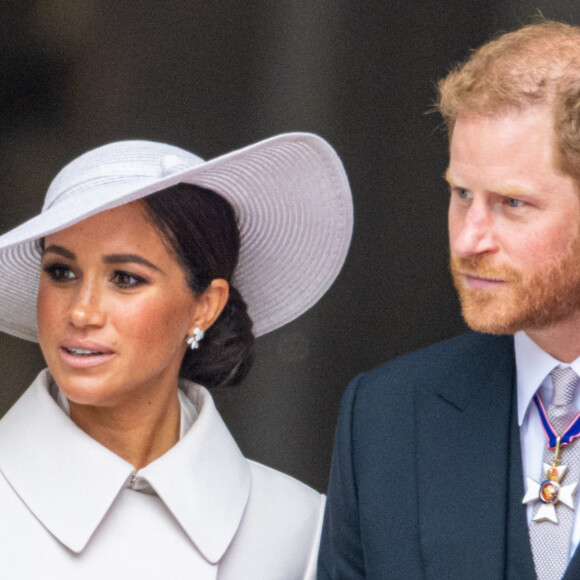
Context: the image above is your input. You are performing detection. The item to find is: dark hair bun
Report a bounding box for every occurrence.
[180,285,254,388]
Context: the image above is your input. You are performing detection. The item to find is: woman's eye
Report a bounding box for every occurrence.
[111,271,146,289]
[43,264,76,282]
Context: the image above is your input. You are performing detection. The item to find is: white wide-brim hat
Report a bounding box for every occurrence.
[0,133,353,341]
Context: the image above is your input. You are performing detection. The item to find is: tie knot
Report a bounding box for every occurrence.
[550,367,580,407]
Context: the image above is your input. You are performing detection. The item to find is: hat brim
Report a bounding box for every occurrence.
[0,133,353,341]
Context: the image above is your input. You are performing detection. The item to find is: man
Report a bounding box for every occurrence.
[319,21,580,580]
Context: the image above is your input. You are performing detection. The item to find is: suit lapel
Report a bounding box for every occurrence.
[504,377,536,579]
[564,548,580,579]
[415,333,532,579]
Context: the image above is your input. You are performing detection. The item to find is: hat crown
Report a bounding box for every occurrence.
[43,140,205,212]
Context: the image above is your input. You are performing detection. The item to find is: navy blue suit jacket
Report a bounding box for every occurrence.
[318,331,580,579]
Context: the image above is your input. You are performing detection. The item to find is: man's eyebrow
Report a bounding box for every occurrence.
[443,172,529,197]
[443,169,456,185]
[496,186,529,198]
[42,245,76,260]
[103,254,163,273]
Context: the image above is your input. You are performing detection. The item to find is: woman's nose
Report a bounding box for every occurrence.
[68,281,105,328]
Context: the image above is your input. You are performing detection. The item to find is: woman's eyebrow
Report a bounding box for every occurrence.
[42,245,76,260]
[103,254,163,272]
[42,245,163,273]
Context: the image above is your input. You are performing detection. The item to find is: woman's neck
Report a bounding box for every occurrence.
[68,388,181,470]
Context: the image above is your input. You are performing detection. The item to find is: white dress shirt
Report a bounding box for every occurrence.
[0,370,324,579]
[515,331,580,560]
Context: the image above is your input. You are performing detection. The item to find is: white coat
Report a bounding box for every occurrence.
[0,370,324,579]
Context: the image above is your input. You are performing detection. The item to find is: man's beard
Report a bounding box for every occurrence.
[450,234,580,335]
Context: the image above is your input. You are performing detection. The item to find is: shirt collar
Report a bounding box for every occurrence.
[0,370,250,563]
[515,331,580,426]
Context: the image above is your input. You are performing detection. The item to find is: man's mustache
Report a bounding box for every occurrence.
[450,255,521,284]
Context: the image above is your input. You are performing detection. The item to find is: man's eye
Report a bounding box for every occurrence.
[43,264,75,282]
[507,198,524,208]
[111,271,146,289]
[454,188,472,200]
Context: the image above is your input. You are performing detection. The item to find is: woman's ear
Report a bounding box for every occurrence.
[189,278,230,333]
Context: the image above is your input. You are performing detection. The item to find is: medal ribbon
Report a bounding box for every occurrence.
[533,393,580,449]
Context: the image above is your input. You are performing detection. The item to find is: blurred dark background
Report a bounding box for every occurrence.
[0,1,578,492]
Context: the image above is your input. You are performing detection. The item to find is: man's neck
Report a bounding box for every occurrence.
[525,311,580,363]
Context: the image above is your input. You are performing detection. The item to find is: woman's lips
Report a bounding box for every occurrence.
[59,341,115,368]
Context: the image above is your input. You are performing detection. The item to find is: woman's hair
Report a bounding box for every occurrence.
[142,182,254,388]
[437,20,580,183]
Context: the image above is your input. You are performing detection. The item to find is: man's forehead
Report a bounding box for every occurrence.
[450,109,554,162]
[451,107,554,137]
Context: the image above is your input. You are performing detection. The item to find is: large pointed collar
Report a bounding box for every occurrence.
[0,370,250,563]
[0,370,133,553]
[138,379,251,563]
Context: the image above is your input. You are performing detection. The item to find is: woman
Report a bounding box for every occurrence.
[0,134,352,578]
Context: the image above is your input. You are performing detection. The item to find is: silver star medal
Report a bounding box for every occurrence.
[523,462,577,523]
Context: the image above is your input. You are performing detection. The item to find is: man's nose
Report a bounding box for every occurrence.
[450,204,497,258]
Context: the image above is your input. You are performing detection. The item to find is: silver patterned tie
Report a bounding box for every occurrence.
[530,367,580,580]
